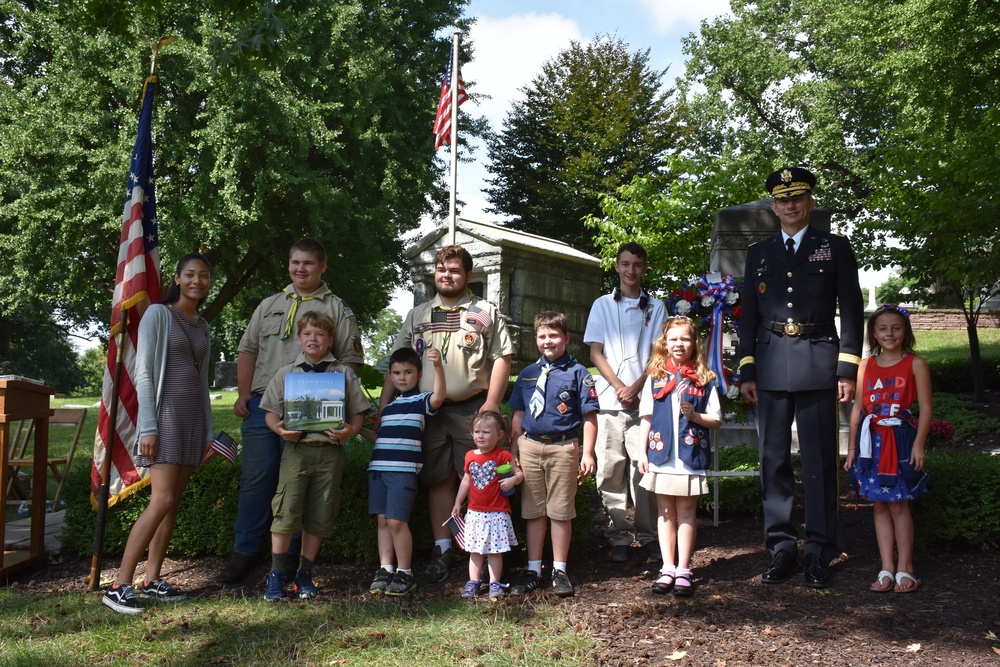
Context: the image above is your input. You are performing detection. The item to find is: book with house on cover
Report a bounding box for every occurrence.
[283,371,346,432]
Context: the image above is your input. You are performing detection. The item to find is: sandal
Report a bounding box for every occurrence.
[673,569,693,598]
[869,569,894,593]
[651,568,675,594]
[894,571,921,593]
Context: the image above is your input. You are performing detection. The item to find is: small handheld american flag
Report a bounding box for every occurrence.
[211,431,239,464]
[443,513,466,551]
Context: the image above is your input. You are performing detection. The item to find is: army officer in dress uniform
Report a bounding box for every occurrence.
[738,167,864,589]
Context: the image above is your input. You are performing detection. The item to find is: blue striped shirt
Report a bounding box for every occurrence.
[368,389,436,473]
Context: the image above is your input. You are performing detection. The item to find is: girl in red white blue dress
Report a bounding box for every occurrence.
[451,411,523,599]
[845,304,931,593]
[638,316,722,597]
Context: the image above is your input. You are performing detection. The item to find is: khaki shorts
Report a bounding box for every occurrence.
[517,434,579,521]
[270,442,347,538]
[419,397,483,486]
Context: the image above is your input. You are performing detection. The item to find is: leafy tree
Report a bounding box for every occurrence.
[584,157,760,292]
[0,305,83,394]
[76,345,110,398]
[875,273,927,310]
[485,36,683,251]
[677,0,1000,400]
[0,0,467,342]
[363,309,403,364]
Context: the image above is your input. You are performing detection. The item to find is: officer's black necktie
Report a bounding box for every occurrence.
[785,238,796,262]
[300,361,329,373]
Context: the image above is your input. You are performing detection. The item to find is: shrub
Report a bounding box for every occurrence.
[911,451,1000,550]
[61,455,240,557]
[61,438,596,563]
[923,393,1000,444]
[927,357,1000,393]
[699,444,761,515]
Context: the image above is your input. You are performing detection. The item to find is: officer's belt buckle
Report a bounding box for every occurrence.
[783,322,801,336]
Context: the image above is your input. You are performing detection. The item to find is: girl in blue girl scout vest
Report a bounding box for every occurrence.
[638,316,723,597]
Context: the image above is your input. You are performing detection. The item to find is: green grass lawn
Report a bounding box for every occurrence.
[915,326,1000,362]
[0,590,592,666]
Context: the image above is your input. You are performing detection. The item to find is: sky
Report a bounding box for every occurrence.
[392,0,735,313]
[446,0,732,224]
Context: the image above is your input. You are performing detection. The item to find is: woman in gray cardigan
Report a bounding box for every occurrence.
[103,254,215,615]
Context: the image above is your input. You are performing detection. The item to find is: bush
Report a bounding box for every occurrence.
[61,455,240,557]
[923,393,1000,444]
[911,451,1000,550]
[699,444,761,515]
[62,438,596,563]
[927,357,1000,393]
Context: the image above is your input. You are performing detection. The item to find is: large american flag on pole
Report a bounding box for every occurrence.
[433,44,467,150]
[91,75,162,507]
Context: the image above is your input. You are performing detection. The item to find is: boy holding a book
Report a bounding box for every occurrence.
[259,312,370,601]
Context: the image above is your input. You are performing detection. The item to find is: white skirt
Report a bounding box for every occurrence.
[464,510,518,555]
[639,471,708,497]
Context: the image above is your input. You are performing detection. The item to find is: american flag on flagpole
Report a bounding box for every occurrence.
[91,75,162,507]
[433,44,467,150]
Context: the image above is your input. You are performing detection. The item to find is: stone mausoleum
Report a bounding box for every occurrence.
[402,218,604,372]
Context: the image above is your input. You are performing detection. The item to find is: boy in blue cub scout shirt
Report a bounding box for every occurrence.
[259,312,369,602]
[509,311,600,597]
[366,346,446,597]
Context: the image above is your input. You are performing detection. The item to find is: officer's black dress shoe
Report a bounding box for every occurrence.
[803,554,832,589]
[761,550,798,584]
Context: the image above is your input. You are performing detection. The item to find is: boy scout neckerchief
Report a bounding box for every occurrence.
[282,288,332,341]
[653,358,700,400]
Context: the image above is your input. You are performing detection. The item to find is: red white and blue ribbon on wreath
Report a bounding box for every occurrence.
[695,273,736,395]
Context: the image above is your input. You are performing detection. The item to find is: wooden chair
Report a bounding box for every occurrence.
[6,407,87,509]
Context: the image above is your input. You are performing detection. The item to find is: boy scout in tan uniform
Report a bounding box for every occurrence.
[381,245,513,583]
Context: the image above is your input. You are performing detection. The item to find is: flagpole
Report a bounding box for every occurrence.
[88,307,127,591]
[448,21,461,245]
[88,35,173,592]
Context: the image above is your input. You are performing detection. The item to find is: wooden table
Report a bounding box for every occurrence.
[1,378,53,577]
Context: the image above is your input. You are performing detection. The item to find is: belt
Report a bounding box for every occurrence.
[443,391,486,407]
[763,320,835,337]
[524,431,577,444]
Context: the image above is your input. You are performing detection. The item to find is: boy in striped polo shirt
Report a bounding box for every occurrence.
[367,347,446,596]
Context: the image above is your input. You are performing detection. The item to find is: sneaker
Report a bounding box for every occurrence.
[386,570,416,597]
[139,579,187,602]
[424,546,456,583]
[551,569,574,597]
[265,569,287,602]
[220,552,257,585]
[292,570,318,599]
[509,570,540,596]
[369,567,393,594]
[103,583,144,615]
[461,579,481,599]
[488,581,507,599]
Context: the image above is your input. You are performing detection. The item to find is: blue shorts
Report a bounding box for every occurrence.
[368,470,419,522]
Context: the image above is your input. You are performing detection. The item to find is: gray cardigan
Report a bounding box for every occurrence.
[134,303,214,442]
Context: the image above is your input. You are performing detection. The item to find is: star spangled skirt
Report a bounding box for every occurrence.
[850,422,930,502]
[464,510,518,555]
